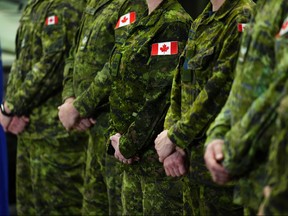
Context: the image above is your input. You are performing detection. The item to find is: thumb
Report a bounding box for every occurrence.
[89,118,96,124]
[214,143,224,161]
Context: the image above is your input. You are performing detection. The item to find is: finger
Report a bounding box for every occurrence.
[114,152,120,161]
[126,159,133,164]
[172,167,181,177]
[212,172,230,184]
[178,164,187,176]
[164,165,172,176]
[133,156,140,162]
[78,122,90,131]
[214,144,224,161]
[80,119,92,128]
[89,118,96,124]
[21,116,30,123]
[159,156,164,163]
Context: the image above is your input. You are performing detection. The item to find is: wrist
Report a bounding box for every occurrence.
[1,102,14,117]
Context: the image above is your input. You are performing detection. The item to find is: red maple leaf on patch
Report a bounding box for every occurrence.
[121,16,128,23]
[160,44,169,53]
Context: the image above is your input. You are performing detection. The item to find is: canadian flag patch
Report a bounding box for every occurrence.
[151,41,178,56]
[238,23,247,32]
[45,15,58,25]
[278,17,288,37]
[115,12,136,29]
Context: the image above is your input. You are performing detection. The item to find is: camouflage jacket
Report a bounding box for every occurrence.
[263,12,288,214]
[72,0,148,118]
[5,0,86,139]
[108,0,191,158]
[205,0,287,210]
[165,0,254,150]
[62,0,147,113]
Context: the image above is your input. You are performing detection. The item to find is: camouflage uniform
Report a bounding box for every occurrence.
[107,1,191,214]
[73,0,191,214]
[207,5,288,214]
[262,11,288,214]
[62,0,147,215]
[5,0,86,215]
[163,0,254,215]
[205,0,287,213]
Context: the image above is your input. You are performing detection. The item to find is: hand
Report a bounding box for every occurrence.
[110,133,137,164]
[73,118,96,131]
[7,116,29,135]
[257,186,272,216]
[163,147,187,177]
[58,97,80,130]
[204,139,230,185]
[154,130,176,162]
[0,102,13,131]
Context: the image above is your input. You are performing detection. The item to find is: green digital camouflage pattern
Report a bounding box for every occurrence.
[106,0,191,214]
[163,0,254,215]
[72,0,148,118]
[17,135,87,216]
[62,0,148,215]
[205,0,287,211]
[222,10,288,214]
[5,0,87,214]
[262,14,288,214]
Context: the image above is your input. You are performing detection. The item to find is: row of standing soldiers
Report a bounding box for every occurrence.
[0,0,287,215]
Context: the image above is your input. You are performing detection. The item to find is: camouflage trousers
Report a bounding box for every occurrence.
[183,178,243,216]
[182,143,243,216]
[121,148,184,216]
[82,112,122,216]
[16,133,87,216]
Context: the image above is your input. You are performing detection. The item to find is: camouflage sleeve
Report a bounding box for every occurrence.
[167,19,243,149]
[222,38,288,176]
[73,62,112,117]
[118,22,190,159]
[204,101,232,146]
[222,76,284,175]
[164,65,182,130]
[263,184,288,216]
[5,3,82,115]
[62,46,76,102]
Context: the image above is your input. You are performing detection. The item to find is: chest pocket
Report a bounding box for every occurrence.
[188,46,215,71]
[110,46,122,77]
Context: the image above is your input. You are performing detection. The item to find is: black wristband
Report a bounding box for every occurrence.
[0,103,14,117]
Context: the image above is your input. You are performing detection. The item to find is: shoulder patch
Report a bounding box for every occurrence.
[151,41,178,56]
[277,17,288,37]
[115,12,136,29]
[45,15,58,25]
[237,23,247,32]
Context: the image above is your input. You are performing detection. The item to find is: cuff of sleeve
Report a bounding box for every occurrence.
[5,101,15,114]
[167,125,189,149]
[73,96,92,118]
[62,89,75,103]
[119,135,138,159]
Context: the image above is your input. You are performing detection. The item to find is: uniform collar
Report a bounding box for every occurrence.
[203,0,240,21]
[139,0,176,26]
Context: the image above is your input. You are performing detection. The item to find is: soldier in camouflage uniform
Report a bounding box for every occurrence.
[204,0,287,214]
[154,0,254,215]
[58,0,147,215]
[59,0,191,214]
[107,0,191,214]
[257,13,288,214]
[0,0,87,215]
